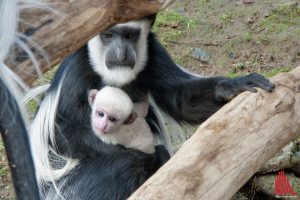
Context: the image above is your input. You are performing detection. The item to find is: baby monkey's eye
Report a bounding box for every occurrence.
[97,111,104,117]
[108,116,116,122]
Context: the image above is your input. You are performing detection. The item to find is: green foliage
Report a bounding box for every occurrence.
[219,13,234,23]
[27,99,39,116]
[0,139,4,152]
[243,32,253,43]
[261,67,293,78]
[0,139,8,177]
[0,165,8,177]
[226,72,241,78]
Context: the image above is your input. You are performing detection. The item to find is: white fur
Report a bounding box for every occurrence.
[92,86,155,154]
[92,86,133,121]
[177,64,204,77]
[87,21,150,87]
[98,117,155,154]
[30,78,79,181]
[0,0,18,61]
[0,1,52,127]
[149,95,186,156]
[0,0,30,126]
[22,84,50,104]
[30,76,78,200]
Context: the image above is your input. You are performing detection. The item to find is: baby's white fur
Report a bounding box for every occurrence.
[91,86,155,154]
[100,117,155,154]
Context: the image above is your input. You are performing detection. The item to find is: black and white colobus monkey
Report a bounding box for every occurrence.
[31,14,274,199]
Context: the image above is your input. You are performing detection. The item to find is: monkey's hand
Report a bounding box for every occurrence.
[215,73,275,101]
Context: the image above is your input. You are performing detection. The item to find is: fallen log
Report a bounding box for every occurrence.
[128,66,300,200]
[11,0,174,84]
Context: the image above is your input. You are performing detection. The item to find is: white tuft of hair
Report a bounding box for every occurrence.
[0,0,30,125]
[30,76,79,180]
[87,20,151,87]
[0,0,53,126]
[30,76,78,200]
[149,94,188,155]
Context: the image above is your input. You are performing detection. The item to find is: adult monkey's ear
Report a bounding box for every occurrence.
[124,111,138,125]
[88,89,98,106]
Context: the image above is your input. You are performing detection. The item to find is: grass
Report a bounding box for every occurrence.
[219,13,234,23]
[0,139,9,177]
[259,4,300,34]
[0,165,9,177]
[153,9,198,46]
[261,67,293,77]
[227,66,293,78]
[243,31,253,43]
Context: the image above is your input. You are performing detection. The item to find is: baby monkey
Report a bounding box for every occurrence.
[88,86,155,154]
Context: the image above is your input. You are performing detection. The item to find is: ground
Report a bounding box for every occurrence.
[154,0,299,78]
[1,0,300,199]
[0,141,14,199]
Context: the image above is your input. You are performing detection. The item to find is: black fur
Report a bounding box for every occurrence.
[42,30,274,199]
[0,79,40,200]
[43,145,169,200]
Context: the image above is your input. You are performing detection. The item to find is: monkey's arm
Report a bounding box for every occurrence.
[142,33,274,124]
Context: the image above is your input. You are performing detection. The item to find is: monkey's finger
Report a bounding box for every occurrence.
[243,86,257,93]
[247,73,275,92]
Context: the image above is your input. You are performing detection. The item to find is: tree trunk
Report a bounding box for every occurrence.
[11,0,173,84]
[128,66,300,200]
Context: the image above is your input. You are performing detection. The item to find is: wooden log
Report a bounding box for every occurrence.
[12,0,174,84]
[128,66,300,200]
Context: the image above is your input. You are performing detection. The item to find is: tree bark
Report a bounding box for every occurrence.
[11,0,173,84]
[128,66,300,200]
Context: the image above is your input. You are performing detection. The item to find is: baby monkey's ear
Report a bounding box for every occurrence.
[124,111,138,125]
[88,89,99,106]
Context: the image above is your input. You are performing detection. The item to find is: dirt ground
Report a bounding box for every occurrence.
[1,0,299,199]
[0,142,14,200]
[157,0,300,77]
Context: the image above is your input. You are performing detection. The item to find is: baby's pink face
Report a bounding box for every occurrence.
[91,109,120,134]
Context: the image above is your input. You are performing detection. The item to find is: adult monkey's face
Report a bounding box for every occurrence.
[87,15,156,87]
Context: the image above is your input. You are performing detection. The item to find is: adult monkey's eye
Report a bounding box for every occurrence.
[126,33,135,39]
[101,32,114,40]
